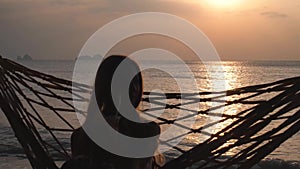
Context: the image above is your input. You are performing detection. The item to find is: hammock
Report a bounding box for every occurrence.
[0,56,299,169]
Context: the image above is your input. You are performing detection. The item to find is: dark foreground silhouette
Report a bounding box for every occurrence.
[61,55,164,169]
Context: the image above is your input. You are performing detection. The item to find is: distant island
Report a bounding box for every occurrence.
[17,54,33,61]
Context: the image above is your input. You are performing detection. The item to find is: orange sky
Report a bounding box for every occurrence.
[0,0,299,60]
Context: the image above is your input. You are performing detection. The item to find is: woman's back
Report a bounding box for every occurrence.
[68,116,161,169]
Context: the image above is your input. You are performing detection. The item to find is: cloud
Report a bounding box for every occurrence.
[260,11,288,18]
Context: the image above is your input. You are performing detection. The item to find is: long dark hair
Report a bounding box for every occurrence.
[94,55,143,116]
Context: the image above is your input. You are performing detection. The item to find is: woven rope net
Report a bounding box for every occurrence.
[0,57,299,169]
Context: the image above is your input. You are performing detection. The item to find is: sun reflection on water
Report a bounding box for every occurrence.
[193,61,247,156]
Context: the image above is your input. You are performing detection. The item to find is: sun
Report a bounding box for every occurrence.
[206,0,241,8]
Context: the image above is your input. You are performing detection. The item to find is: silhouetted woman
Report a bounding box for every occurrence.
[61,55,164,169]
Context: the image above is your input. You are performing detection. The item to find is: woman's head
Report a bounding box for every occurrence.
[95,55,143,116]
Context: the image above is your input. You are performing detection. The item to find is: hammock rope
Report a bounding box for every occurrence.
[0,57,299,169]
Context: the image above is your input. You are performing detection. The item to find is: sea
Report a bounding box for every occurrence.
[0,59,300,169]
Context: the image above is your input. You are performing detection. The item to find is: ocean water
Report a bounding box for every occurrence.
[0,60,299,169]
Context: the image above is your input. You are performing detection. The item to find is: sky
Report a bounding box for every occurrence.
[0,0,299,61]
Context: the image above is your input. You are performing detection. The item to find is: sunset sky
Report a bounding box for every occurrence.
[0,0,299,60]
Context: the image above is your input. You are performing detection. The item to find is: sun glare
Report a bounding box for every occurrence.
[206,0,241,8]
